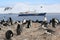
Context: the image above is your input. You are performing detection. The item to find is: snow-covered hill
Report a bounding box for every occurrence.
[0,3,60,14]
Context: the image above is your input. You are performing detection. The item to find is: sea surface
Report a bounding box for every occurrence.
[0,13,60,22]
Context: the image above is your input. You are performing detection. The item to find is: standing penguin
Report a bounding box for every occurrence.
[16,24,22,35]
[9,17,13,25]
[41,16,48,28]
[5,30,13,40]
[51,18,55,28]
[27,20,31,28]
[43,16,48,27]
[0,28,1,30]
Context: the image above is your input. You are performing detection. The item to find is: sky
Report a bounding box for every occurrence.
[0,0,60,13]
[0,0,60,7]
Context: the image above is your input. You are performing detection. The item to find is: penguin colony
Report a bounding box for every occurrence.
[0,17,59,40]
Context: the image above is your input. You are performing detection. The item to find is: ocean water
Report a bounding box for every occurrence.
[0,13,60,22]
[46,13,60,22]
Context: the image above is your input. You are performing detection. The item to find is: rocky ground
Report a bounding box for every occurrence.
[0,22,60,40]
